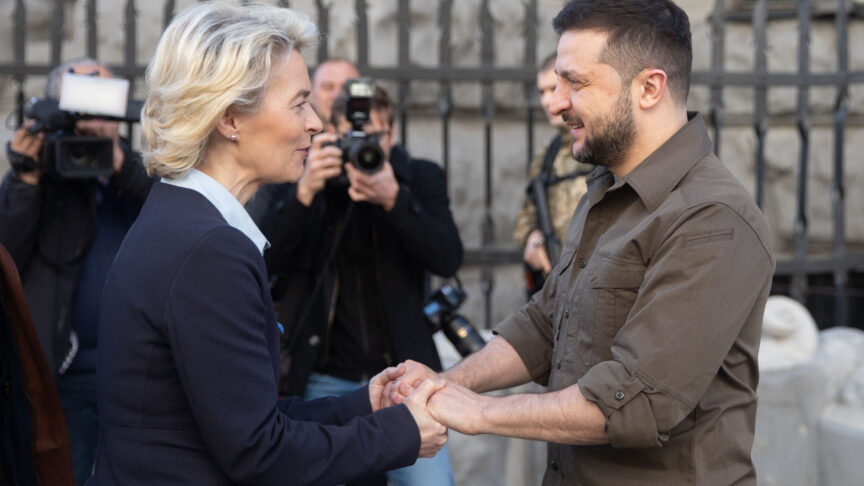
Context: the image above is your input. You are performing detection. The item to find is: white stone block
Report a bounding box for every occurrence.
[760,296,819,373]
[818,405,864,486]
[754,327,864,485]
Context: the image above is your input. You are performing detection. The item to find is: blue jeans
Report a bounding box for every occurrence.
[57,370,98,486]
[304,372,455,486]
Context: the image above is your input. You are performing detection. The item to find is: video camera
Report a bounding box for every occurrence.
[324,78,385,175]
[424,278,486,357]
[12,73,140,179]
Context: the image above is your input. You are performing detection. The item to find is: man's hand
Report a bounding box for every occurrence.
[523,228,552,273]
[75,118,124,174]
[9,123,45,185]
[344,161,399,211]
[296,132,343,206]
[389,360,441,405]
[428,381,491,436]
[368,363,407,412]
[403,379,449,458]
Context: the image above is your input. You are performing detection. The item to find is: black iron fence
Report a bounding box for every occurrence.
[2,0,863,328]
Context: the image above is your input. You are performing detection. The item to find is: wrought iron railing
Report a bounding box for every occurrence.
[2,0,862,328]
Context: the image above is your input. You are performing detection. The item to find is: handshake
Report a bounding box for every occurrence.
[367,360,489,459]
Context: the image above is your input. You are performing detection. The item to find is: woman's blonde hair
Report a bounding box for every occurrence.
[141,2,317,179]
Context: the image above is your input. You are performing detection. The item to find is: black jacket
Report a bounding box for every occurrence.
[255,145,463,395]
[0,142,154,374]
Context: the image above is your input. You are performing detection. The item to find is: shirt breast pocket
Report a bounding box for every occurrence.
[585,254,646,365]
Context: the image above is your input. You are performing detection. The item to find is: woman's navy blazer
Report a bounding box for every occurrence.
[88,182,419,485]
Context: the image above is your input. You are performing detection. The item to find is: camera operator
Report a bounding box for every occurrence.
[0,57,154,486]
[255,84,462,486]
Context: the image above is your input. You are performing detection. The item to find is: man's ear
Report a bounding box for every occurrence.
[214,107,240,142]
[635,69,667,110]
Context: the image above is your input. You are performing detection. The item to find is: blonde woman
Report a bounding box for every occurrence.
[89,3,446,485]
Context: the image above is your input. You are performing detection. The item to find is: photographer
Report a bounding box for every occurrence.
[255,84,462,486]
[0,57,153,485]
[310,58,360,130]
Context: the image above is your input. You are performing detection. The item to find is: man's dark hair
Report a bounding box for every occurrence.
[538,52,557,73]
[553,0,692,106]
[330,85,396,128]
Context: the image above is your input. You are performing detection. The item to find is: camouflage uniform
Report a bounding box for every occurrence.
[513,129,593,249]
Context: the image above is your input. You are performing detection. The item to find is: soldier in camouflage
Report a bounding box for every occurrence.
[514,53,592,282]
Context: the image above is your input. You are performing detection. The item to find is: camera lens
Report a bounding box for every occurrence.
[68,144,97,168]
[443,316,486,357]
[348,142,384,173]
[54,137,114,178]
[358,148,378,167]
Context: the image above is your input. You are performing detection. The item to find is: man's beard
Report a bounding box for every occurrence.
[572,89,635,170]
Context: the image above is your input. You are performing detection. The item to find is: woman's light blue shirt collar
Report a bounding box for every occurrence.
[162,169,270,254]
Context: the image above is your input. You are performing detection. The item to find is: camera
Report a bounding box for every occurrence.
[21,97,115,178]
[324,78,385,175]
[11,73,139,179]
[424,280,486,357]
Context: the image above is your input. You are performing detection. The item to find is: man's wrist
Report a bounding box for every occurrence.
[16,170,41,186]
[381,183,400,212]
[524,228,543,247]
[296,182,315,206]
[441,366,471,390]
[474,395,498,435]
[6,142,41,184]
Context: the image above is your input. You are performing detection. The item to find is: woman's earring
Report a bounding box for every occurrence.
[230,134,238,142]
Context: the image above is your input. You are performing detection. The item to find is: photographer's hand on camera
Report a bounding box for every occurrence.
[9,122,45,185]
[296,132,343,206]
[344,160,399,211]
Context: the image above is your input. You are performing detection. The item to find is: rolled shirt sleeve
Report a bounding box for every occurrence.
[577,203,774,448]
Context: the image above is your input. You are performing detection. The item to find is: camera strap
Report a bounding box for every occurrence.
[537,135,592,188]
[5,142,40,174]
[539,134,562,181]
[281,199,356,354]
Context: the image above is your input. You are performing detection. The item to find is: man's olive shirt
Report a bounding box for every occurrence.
[496,114,775,486]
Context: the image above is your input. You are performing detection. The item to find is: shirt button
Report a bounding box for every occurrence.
[309,335,321,346]
[564,307,570,319]
[615,390,625,400]
[556,359,562,370]
[578,258,587,268]
[550,459,559,471]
